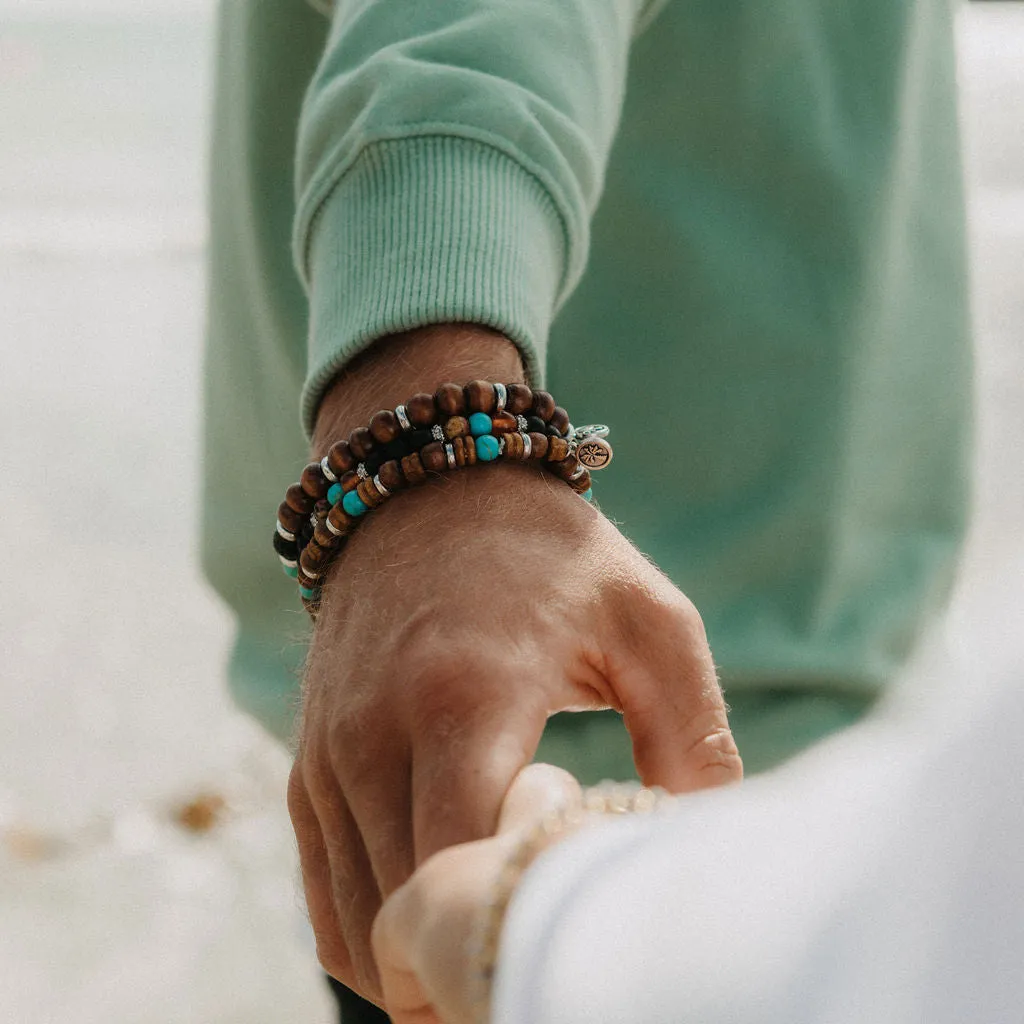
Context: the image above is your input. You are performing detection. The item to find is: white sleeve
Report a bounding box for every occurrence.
[492,678,1024,1024]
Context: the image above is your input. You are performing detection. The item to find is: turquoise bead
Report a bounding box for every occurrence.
[582,488,594,502]
[327,482,342,505]
[299,585,319,601]
[476,434,500,462]
[283,563,299,578]
[469,412,493,437]
[342,489,370,516]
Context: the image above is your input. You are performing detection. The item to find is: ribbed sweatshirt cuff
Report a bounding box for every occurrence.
[299,136,566,437]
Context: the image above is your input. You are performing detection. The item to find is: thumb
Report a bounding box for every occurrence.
[612,593,743,793]
[497,763,583,835]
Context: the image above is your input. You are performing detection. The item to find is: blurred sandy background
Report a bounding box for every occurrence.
[0,3,1021,1022]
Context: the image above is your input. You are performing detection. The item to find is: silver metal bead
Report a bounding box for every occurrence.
[445,443,456,469]
[516,414,528,432]
[431,423,445,443]
[372,474,390,498]
[493,382,507,413]
[320,455,338,483]
[522,432,532,459]
[569,460,588,481]
[301,566,320,581]
[395,404,412,432]
[276,522,296,542]
[498,435,507,455]
[356,463,369,480]
[571,423,610,441]
[278,554,297,569]
[325,516,342,536]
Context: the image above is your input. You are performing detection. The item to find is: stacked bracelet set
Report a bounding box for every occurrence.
[274,381,614,617]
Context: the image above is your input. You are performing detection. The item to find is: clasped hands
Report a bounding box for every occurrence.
[287,328,742,1021]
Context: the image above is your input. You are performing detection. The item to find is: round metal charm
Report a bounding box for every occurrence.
[576,436,613,470]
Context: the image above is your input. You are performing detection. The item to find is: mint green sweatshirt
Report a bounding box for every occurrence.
[202,0,970,775]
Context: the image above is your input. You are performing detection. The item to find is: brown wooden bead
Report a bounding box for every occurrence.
[327,440,356,477]
[550,455,580,481]
[465,380,497,414]
[451,436,476,467]
[420,441,449,473]
[378,459,405,492]
[340,470,360,493]
[349,426,376,461]
[285,483,315,515]
[435,382,466,417]
[406,392,436,427]
[502,432,526,459]
[443,416,469,439]
[528,432,549,460]
[368,409,400,445]
[312,499,332,523]
[530,390,556,421]
[327,503,356,535]
[297,569,319,590]
[568,468,592,494]
[357,478,385,508]
[505,383,533,415]
[549,406,571,437]
[401,452,428,485]
[546,436,570,462]
[313,523,341,549]
[300,546,326,576]
[299,462,329,500]
[490,410,518,433]
[277,501,306,535]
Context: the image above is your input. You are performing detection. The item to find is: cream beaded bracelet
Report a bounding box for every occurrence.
[467,782,674,1023]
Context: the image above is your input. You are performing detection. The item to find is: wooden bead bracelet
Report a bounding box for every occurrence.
[273,381,614,618]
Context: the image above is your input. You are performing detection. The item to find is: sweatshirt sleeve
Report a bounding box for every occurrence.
[293,0,664,436]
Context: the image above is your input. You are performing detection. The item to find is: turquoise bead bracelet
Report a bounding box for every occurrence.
[274,381,613,618]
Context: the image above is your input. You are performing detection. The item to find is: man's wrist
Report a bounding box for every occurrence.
[312,325,527,458]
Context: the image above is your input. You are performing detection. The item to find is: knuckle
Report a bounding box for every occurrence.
[404,647,496,726]
[325,699,384,781]
[682,714,744,788]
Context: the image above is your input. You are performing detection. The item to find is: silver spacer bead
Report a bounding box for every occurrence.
[493,382,507,413]
[516,414,529,432]
[565,422,575,441]
[356,463,369,480]
[498,435,507,455]
[445,443,456,469]
[395,404,412,432]
[569,461,588,481]
[276,522,296,542]
[301,566,320,581]
[571,423,611,441]
[278,554,297,569]
[372,474,390,498]
[320,455,338,483]
[325,515,342,536]
[522,431,532,459]
[431,423,445,443]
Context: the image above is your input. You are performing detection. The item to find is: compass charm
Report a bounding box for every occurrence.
[576,435,613,470]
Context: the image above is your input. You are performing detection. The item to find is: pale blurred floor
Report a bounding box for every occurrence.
[0,4,1021,1023]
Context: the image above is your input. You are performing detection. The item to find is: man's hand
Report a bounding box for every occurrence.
[287,326,742,1005]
